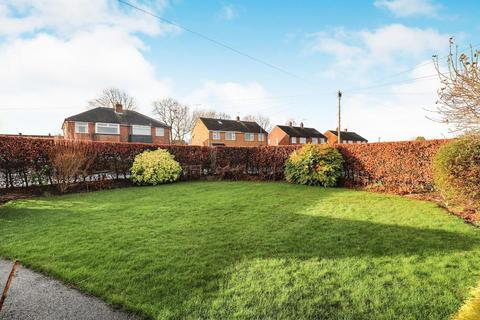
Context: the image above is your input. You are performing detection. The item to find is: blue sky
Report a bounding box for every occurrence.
[0,0,478,140]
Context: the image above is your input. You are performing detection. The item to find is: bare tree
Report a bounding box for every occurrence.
[152,98,191,143]
[88,88,137,111]
[243,114,272,132]
[433,41,480,133]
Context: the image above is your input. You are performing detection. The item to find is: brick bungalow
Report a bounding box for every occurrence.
[268,122,327,145]
[324,129,368,144]
[62,104,170,144]
[191,116,268,147]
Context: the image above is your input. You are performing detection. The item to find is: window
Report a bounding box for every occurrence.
[212,131,221,140]
[132,125,151,136]
[258,133,265,142]
[75,122,88,134]
[291,137,297,144]
[244,133,254,141]
[155,127,165,137]
[348,140,353,144]
[311,137,318,144]
[225,131,236,140]
[320,138,325,144]
[95,122,119,135]
[299,137,306,144]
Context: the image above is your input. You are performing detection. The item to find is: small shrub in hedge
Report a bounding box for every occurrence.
[433,135,480,213]
[284,144,344,187]
[131,149,182,185]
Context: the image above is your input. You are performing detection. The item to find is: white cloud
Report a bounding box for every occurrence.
[0,1,175,135]
[185,81,275,117]
[0,0,176,38]
[342,62,451,141]
[308,24,447,77]
[219,4,236,21]
[374,0,441,17]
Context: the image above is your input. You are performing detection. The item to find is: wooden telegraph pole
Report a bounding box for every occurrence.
[337,90,342,144]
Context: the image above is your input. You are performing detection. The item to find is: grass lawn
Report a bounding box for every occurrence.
[1,181,480,319]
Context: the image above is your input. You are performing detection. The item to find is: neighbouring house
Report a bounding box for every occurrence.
[191,116,268,147]
[62,104,170,144]
[324,129,368,144]
[268,122,327,145]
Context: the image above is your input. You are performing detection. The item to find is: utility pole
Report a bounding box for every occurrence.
[337,90,342,144]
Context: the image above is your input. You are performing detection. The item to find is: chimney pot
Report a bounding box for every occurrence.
[300,122,304,128]
[289,121,293,127]
[115,103,123,114]
[236,116,240,121]
[344,128,348,132]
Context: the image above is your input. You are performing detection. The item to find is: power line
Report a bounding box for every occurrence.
[346,42,480,92]
[117,0,311,84]
[344,74,438,93]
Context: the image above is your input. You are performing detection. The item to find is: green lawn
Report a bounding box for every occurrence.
[1,181,480,319]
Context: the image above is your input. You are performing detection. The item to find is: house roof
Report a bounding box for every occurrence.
[326,130,368,142]
[198,117,267,133]
[276,125,326,138]
[64,107,169,128]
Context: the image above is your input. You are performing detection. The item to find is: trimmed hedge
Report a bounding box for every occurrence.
[433,136,480,213]
[337,139,449,194]
[0,136,449,194]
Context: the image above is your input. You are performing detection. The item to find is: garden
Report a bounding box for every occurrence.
[0,135,479,319]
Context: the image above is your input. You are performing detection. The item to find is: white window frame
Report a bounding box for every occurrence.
[320,138,325,144]
[311,137,318,144]
[212,131,221,140]
[75,122,88,134]
[95,122,120,135]
[258,133,265,142]
[132,125,151,136]
[225,131,236,141]
[244,132,254,141]
[291,137,297,144]
[155,127,165,137]
[299,137,306,144]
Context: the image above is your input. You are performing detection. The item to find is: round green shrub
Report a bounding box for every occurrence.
[284,144,344,187]
[131,149,182,185]
[433,135,480,212]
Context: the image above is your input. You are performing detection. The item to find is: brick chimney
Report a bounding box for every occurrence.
[115,103,123,114]
[236,115,240,121]
[300,122,304,128]
[289,121,293,127]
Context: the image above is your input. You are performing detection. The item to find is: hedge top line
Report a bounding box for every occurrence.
[0,135,452,149]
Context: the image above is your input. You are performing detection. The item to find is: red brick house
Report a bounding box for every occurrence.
[268,122,327,145]
[324,129,368,144]
[62,104,170,144]
[191,116,268,147]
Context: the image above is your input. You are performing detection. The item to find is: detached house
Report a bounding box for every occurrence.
[269,122,327,145]
[191,117,268,147]
[62,104,170,144]
[324,129,368,144]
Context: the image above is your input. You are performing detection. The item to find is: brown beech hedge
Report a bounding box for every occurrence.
[0,136,448,194]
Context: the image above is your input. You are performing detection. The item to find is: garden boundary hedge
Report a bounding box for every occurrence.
[337,139,448,193]
[0,136,448,194]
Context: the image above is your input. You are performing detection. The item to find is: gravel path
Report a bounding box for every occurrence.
[0,259,137,320]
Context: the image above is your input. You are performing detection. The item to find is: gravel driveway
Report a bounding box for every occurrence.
[0,259,137,320]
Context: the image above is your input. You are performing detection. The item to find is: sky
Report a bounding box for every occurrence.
[0,0,478,141]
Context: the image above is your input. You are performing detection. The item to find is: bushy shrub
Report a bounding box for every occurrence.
[131,149,182,185]
[433,135,480,213]
[284,144,344,187]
